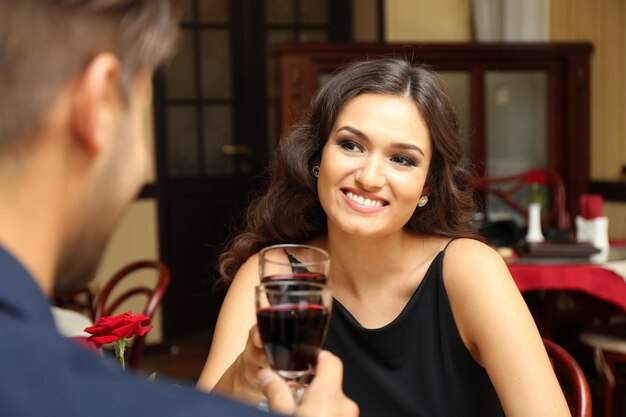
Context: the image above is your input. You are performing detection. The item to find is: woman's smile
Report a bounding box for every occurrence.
[340,188,388,213]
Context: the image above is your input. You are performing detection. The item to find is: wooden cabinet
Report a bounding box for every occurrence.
[275,42,593,225]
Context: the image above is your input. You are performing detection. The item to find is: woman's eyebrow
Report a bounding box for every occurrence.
[336,126,425,157]
[336,125,367,139]
[390,142,425,157]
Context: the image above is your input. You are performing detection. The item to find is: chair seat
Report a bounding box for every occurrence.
[579,325,626,417]
[580,326,626,355]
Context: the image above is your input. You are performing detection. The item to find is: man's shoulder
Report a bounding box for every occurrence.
[0,315,269,417]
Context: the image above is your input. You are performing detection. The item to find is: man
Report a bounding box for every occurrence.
[0,1,357,416]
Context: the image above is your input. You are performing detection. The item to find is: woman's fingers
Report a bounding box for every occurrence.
[243,325,268,370]
[298,351,359,417]
[251,325,264,349]
[258,368,296,415]
[261,351,359,417]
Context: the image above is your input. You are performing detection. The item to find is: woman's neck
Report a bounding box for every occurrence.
[320,225,436,295]
[311,225,446,328]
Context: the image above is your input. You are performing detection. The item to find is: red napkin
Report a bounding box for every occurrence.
[579,194,603,219]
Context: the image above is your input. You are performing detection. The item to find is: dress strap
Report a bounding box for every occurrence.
[442,238,459,252]
[284,250,310,273]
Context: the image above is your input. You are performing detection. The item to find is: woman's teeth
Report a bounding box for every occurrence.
[345,191,384,207]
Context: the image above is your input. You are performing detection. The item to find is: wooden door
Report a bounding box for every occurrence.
[153,0,352,339]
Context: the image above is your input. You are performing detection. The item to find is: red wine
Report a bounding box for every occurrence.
[257,305,330,375]
[261,273,327,284]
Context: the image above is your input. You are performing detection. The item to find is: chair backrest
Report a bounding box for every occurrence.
[94,260,171,369]
[53,285,97,320]
[543,338,592,417]
[472,168,570,230]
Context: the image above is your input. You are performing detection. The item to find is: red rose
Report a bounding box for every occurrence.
[85,310,153,348]
[524,171,547,185]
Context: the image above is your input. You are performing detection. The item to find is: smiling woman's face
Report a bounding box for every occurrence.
[317,93,432,238]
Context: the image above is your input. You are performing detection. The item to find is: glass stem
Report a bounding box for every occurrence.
[287,379,305,404]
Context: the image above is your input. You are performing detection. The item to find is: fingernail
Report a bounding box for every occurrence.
[258,368,275,387]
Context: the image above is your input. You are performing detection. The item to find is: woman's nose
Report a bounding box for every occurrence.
[355,158,385,190]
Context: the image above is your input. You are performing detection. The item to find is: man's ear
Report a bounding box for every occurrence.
[70,53,121,156]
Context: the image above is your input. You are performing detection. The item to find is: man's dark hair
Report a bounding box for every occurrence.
[0,0,178,150]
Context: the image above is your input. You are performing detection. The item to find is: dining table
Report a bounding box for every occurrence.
[505,242,626,336]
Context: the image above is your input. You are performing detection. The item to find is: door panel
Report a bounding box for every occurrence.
[154,0,351,339]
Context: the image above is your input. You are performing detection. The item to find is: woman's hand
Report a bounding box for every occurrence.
[212,325,269,404]
[261,351,359,417]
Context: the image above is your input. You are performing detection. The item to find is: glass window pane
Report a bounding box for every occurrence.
[298,30,328,42]
[267,0,294,24]
[202,105,235,176]
[200,30,231,99]
[199,0,229,23]
[437,71,471,160]
[300,0,327,24]
[485,71,548,223]
[167,107,199,177]
[266,30,295,98]
[163,29,195,100]
[486,71,548,176]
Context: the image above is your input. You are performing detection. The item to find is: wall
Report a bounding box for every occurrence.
[550,0,626,181]
[93,200,161,344]
[353,0,379,41]
[550,0,626,238]
[384,0,472,42]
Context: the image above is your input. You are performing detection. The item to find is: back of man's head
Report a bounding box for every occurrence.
[0,0,178,152]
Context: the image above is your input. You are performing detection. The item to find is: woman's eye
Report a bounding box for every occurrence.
[391,155,418,167]
[337,140,363,153]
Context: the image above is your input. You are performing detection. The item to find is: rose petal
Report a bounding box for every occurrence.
[84,311,153,344]
[88,334,122,347]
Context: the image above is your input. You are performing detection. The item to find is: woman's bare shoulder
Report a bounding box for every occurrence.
[441,238,514,293]
[444,238,501,264]
[225,252,261,293]
[441,238,532,364]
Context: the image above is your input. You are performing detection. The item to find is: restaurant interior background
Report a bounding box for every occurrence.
[88,0,626,362]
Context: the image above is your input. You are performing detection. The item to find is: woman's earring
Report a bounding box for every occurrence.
[417,196,428,207]
[312,165,320,178]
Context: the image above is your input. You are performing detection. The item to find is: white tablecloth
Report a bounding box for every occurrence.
[51,306,93,337]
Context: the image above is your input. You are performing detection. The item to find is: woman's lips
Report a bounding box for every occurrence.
[340,189,388,213]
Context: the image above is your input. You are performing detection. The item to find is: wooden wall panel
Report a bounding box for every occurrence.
[385,0,471,42]
[606,202,626,239]
[551,0,626,238]
[551,0,626,180]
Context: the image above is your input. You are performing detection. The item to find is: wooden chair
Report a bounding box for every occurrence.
[543,338,592,417]
[94,260,171,369]
[580,325,626,417]
[53,284,98,321]
[471,167,570,231]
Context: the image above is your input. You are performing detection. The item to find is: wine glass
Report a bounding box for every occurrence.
[255,280,332,403]
[259,244,330,283]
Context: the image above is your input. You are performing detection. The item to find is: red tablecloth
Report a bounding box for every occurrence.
[508,262,626,312]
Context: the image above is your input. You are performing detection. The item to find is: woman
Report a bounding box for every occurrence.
[197,58,570,417]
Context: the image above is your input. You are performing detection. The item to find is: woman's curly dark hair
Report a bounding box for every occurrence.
[218,58,478,285]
